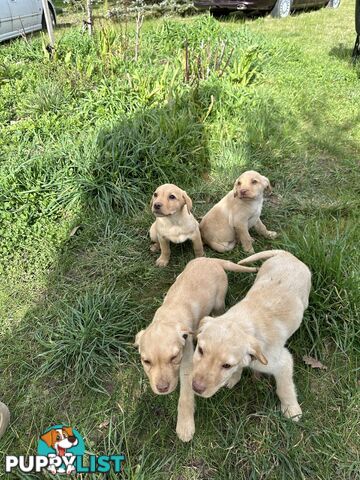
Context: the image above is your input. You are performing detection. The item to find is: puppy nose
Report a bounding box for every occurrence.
[240,189,248,195]
[153,202,162,210]
[192,380,206,394]
[68,436,76,443]
[156,382,170,393]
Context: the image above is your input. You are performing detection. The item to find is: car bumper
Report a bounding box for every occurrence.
[194,0,274,10]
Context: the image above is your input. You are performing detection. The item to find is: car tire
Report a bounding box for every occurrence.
[327,0,341,8]
[42,6,56,30]
[270,0,292,17]
[210,8,230,18]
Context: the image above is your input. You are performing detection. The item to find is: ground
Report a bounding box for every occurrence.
[0,1,359,479]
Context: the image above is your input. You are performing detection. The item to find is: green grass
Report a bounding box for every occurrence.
[0,1,359,479]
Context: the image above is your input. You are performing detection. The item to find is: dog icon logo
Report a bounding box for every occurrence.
[6,424,124,474]
[38,425,85,475]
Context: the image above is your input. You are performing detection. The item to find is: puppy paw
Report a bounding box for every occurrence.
[282,403,302,421]
[266,231,278,239]
[150,243,160,253]
[176,419,195,442]
[156,256,169,267]
[194,250,204,258]
[244,246,255,254]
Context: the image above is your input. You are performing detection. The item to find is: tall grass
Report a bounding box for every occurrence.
[35,287,141,390]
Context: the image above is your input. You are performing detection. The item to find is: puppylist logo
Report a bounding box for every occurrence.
[5,424,125,475]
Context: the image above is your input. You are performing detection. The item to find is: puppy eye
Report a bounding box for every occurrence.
[56,435,61,440]
[249,354,256,361]
[170,354,178,362]
[237,181,241,186]
[222,363,232,369]
[153,192,158,197]
[143,359,151,365]
[198,346,204,355]
[251,179,258,184]
[169,194,176,200]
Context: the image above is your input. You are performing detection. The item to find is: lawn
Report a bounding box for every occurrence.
[0,1,359,478]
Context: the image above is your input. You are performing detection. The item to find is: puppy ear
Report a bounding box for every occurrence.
[149,194,154,209]
[134,330,145,348]
[262,176,272,193]
[233,180,239,198]
[182,191,192,214]
[178,327,194,345]
[249,343,268,365]
[40,429,56,448]
[63,426,73,437]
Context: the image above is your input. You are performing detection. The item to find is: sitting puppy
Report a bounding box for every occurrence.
[134,257,257,442]
[149,184,203,267]
[200,170,277,254]
[192,250,311,421]
[0,401,10,439]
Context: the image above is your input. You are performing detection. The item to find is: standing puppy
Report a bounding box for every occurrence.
[200,170,277,254]
[134,257,257,442]
[149,184,203,267]
[192,250,311,421]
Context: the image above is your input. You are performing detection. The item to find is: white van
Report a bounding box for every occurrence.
[0,0,56,43]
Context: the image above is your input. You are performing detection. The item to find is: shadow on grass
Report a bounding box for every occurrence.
[329,43,356,62]
[78,91,212,214]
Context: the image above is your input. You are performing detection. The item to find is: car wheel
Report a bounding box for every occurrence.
[327,0,341,8]
[270,0,292,17]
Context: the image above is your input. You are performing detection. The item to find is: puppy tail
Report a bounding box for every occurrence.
[213,259,258,273]
[238,250,289,265]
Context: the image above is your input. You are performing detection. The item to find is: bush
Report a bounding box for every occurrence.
[109,0,197,19]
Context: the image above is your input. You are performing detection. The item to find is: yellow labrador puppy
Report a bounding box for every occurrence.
[200,170,277,254]
[0,401,10,439]
[134,257,257,442]
[149,184,203,267]
[192,250,311,421]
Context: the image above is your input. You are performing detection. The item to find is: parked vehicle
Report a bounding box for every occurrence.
[194,0,341,18]
[0,0,56,43]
